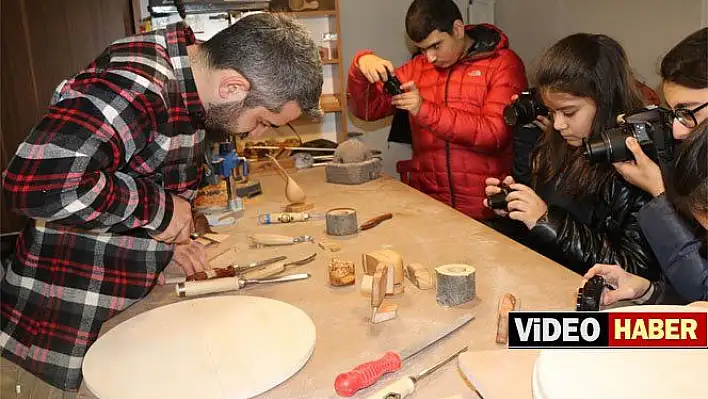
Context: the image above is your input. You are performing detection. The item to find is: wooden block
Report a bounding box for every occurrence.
[405,263,435,290]
[371,303,398,324]
[201,233,229,243]
[328,258,355,287]
[210,248,238,270]
[194,237,215,247]
[318,239,342,252]
[242,261,286,280]
[496,293,518,344]
[360,274,373,294]
[362,249,404,295]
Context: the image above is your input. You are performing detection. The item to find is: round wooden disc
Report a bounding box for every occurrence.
[532,305,708,399]
[82,296,316,399]
[284,202,314,212]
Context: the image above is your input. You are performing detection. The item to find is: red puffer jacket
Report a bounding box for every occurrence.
[347,24,527,220]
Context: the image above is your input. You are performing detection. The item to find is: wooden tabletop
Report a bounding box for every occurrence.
[78,168,581,399]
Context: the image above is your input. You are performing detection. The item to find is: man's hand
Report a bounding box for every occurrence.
[391,81,422,115]
[358,54,394,84]
[506,183,548,230]
[149,194,194,244]
[613,137,665,197]
[582,264,651,306]
[484,176,516,217]
[168,240,208,277]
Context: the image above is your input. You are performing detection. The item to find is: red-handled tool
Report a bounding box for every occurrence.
[334,313,474,397]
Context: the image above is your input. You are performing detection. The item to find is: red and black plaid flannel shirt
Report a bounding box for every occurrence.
[1,22,205,390]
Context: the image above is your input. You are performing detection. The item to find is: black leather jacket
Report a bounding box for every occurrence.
[531,173,662,280]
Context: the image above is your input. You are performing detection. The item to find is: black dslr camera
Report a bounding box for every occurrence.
[503,88,549,127]
[583,106,674,165]
[576,275,605,311]
[487,185,514,210]
[383,71,403,96]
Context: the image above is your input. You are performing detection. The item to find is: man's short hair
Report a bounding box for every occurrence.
[201,13,323,118]
[405,0,464,43]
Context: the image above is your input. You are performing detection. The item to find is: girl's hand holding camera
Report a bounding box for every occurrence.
[484,176,515,217]
[505,184,549,230]
[484,176,548,229]
[612,137,665,197]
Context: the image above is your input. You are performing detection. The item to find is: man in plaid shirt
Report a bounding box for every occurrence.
[1,13,323,390]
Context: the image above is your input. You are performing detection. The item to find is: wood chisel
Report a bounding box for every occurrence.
[175,272,311,297]
[360,213,393,231]
[334,313,475,397]
[364,346,468,399]
[242,253,317,280]
[257,212,324,225]
[249,234,314,247]
[185,255,287,281]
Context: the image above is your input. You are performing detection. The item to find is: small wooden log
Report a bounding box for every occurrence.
[325,208,358,236]
[496,293,518,344]
[435,264,476,307]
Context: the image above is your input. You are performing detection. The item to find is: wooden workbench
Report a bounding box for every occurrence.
[78,168,580,399]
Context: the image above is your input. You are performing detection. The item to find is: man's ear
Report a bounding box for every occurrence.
[218,71,250,103]
[452,19,466,39]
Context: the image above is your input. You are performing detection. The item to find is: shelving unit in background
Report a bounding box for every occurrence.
[266,0,348,144]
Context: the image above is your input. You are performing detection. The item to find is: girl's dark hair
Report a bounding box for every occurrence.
[532,33,645,196]
[660,27,708,89]
[670,119,708,216]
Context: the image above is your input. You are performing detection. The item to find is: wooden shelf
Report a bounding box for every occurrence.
[277,10,336,17]
[321,58,339,65]
[320,94,341,113]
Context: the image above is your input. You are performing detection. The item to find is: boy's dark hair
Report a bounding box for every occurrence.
[405,0,463,43]
[660,27,708,89]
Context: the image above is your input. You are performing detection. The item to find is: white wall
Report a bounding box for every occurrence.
[494,0,708,89]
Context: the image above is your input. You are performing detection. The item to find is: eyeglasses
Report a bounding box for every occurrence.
[673,101,708,128]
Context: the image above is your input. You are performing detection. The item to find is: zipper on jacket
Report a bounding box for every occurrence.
[444,70,456,209]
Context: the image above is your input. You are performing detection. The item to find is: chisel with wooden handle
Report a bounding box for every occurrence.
[175,273,310,297]
[334,313,474,397]
[360,213,393,231]
[364,347,468,399]
[249,234,314,247]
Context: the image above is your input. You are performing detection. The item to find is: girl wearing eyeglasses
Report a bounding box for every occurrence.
[583,120,708,305]
[583,28,708,305]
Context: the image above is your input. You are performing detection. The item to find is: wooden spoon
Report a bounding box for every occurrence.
[267,155,306,204]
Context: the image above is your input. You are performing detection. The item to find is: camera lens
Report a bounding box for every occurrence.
[583,127,632,163]
[503,105,520,127]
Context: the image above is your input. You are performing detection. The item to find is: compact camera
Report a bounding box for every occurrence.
[503,88,549,127]
[583,106,674,164]
[487,185,514,210]
[576,275,605,311]
[383,71,403,96]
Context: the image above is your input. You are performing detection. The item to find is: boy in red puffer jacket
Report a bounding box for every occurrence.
[347,0,527,220]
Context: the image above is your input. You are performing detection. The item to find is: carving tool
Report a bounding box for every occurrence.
[248,234,314,247]
[334,313,475,397]
[364,347,469,399]
[360,213,393,231]
[175,272,311,297]
[257,211,324,225]
[185,255,287,281]
[243,253,318,280]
